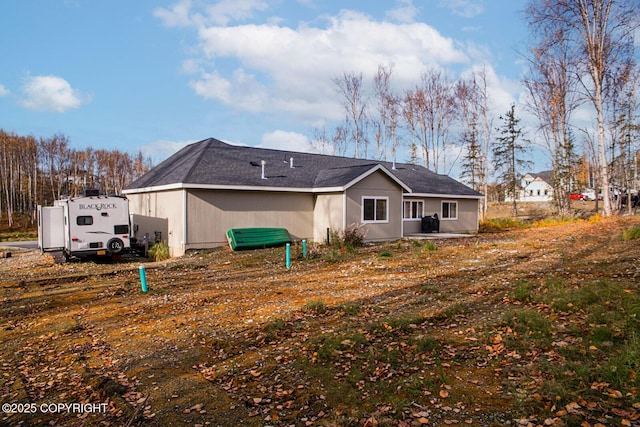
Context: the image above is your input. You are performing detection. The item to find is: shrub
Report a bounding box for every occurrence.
[148,242,170,262]
[588,213,602,223]
[338,302,363,315]
[328,224,367,249]
[621,225,640,241]
[532,216,580,228]
[423,241,438,251]
[341,224,367,248]
[305,299,327,313]
[513,279,534,303]
[479,217,526,232]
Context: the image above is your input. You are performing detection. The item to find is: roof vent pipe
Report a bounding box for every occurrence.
[392,148,397,170]
[261,160,267,179]
[290,157,294,169]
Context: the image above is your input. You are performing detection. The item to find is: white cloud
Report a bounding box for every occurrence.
[154,0,269,28]
[438,0,485,18]
[154,0,198,27]
[258,130,317,153]
[386,0,420,23]
[140,139,195,165]
[0,84,9,97]
[20,75,89,112]
[258,130,339,155]
[185,9,468,122]
[203,0,269,26]
[189,68,269,113]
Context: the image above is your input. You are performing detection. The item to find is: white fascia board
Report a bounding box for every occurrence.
[122,183,185,194]
[123,182,347,194]
[343,164,412,192]
[406,193,485,200]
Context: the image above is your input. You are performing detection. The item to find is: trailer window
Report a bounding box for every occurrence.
[77,216,93,226]
[114,224,129,234]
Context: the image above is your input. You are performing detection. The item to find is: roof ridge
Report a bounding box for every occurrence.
[183,138,217,182]
[322,162,379,171]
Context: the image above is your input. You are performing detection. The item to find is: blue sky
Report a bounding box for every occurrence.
[0,0,531,173]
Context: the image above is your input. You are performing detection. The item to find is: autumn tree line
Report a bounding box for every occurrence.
[314,0,639,218]
[0,130,150,228]
[2,1,638,228]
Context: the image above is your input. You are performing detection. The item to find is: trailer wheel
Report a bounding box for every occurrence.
[107,238,124,254]
[51,250,66,264]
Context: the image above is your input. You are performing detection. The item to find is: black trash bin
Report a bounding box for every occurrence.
[421,216,434,233]
[421,214,440,233]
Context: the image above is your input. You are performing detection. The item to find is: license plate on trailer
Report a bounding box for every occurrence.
[97,250,106,256]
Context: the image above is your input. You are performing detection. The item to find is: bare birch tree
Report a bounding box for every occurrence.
[402,90,419,165]
[477,67,493,219]
[333,72,369,158]
[372,64,402,167]
[457,77,484,191]
[609,63,639,213]
[523,23,580,216]
[420,69,457,174]
[525,0,639,216]
[373,64,393,160]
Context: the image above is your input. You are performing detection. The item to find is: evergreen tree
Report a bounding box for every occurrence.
[492,104,530,217]
[460,118,484,192]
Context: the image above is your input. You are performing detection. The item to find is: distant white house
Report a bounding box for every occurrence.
[506,172,554,203]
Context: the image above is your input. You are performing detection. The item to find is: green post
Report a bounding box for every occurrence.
[286,243,291,269]
[139,265,148,292]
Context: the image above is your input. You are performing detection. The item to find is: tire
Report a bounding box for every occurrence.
[51,250,66,264]
[107,238,124,254]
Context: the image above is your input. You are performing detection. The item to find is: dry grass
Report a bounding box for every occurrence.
[0,215,639,426]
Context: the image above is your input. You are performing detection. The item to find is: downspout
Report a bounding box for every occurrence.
[342,192,347,232]
[182,190,188,254]
[400,191,404,238]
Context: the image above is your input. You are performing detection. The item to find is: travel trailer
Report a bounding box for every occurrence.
[38,191,132,260]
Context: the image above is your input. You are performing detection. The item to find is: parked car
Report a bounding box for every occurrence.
[582,189,597,201]
[570,192,585,200]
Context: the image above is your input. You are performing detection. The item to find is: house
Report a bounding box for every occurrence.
[506,172,554,203]
[123,138,484,256]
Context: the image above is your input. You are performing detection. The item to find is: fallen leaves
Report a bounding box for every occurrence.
[2,216,640,426]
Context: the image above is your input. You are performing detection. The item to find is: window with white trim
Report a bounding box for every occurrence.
[362,197,388,222]
[403,200,424,220]
[441,201,458,220]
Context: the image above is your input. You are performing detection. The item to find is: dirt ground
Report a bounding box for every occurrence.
[1,215,639,426]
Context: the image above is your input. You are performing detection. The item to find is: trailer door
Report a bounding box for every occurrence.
[38,206,65,250]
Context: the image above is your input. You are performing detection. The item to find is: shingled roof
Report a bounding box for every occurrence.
[125,137,483,198]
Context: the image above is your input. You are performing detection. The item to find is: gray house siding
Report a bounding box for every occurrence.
[127,189,185,257]
[186,189,314,249]
[313,193,344,244]
[402,196,479,234]
[439,198,479,233]
[345,171,403,242]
